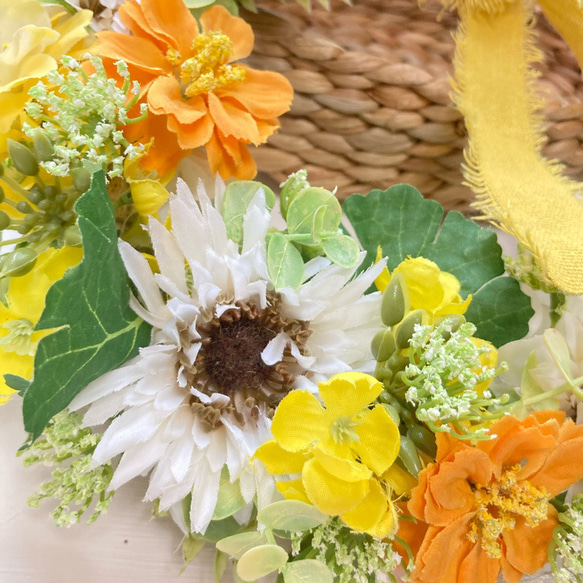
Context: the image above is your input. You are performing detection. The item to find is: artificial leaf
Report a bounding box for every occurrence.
[3,374,30,393]
[21,171,152,443]
[213,468,246,521]
[215,550,228,583]
[180,537,206,574]
[343,185,533,345]
[258,500,328,532]
[320,234,360,269]
[464,276,533,346]
[202,516,244,542]
[286,187,341,237]
[343,185,503,296]
[267,233,305,290]
[543,328,572,381]
[237,544,289,581]
[283,560,334,583]
[216,531,268,560]
[518,350,561,413]
[222,181,275,245]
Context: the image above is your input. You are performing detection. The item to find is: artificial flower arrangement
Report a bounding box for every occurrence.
[0,0,582,582]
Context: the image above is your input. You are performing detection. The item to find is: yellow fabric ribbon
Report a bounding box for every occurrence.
[447,0,583,294]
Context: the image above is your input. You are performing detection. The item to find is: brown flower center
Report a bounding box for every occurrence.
[182,294,311,431]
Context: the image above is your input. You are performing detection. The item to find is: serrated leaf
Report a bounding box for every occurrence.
[217,531,268,560]
[258,500,328,532]
[267,233,305,290]
[283,560,334,583]
[223,181,275,245]
[213,470,246,521]
[464,277,533,347]
[343,185,533,345]
[22,171,151,443]
[320,234,360,268]
[237,545,288,581]
[287,187,341,236]
[343,185,503,296]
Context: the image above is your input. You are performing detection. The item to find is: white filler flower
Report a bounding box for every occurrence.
[70,179,384,534]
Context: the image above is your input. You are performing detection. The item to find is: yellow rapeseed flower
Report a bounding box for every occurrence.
[0,246,82,403]
[256,372,402,538]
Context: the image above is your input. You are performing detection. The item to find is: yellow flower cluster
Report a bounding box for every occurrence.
[256,372,410,538]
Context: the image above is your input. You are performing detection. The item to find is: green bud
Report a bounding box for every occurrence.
[72,167,91,194]
[1,247,38,277]
[386,351,409,374]
[397,435,423,478]
[0,185,4,203]
[0,164,4,176]
[63,224,82,246]
[381,272,410,327]
[32,130,55,162]
[382,403,401,426]
[16,200,34,214]
[371,328,396,362]
[374,361,392,382]
[60,210,75,223]
[7,139,39,176]
[0,211,10,230]
[395,309,428,349]
[434,314,466,341]
[407,424,437,458]
[26,186,42,205]
[38,199,54,212]
[44,185,58,200]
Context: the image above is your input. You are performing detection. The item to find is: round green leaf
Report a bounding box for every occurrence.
[286,187,341,236]
[236,544,289,581]
[321,234,360,268]
[213,471,246,520]
[283,560,334,583]
[258,500,328,532]
[216,531,268,560]
[267,233,305,290]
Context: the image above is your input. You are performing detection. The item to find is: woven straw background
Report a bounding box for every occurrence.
[246,0,583,211]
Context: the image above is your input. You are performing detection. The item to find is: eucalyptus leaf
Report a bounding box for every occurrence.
[343,185,533,346]
[215,550,229,583]
[282,560,334,583]
[286,187,341,236]
[216,531,268,559]
[202,516,245,543]
[213,469,246,521]
[258,500,328,532]
[464,277,533,347]
[237,544,289,582]
[223,181,275,245]
[184,0,215,7]
[320,234,360,268]
[21,171,152,443]
[267,233,305,290]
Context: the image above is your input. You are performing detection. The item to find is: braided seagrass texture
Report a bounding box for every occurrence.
[246,0,583,210]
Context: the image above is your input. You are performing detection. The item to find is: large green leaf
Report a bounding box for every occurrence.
[343,185,533,346]
[22,171,152,443]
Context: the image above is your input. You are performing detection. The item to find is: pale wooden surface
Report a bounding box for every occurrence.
[0,391,554,583]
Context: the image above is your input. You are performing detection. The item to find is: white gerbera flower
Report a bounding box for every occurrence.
[70,179,384,534]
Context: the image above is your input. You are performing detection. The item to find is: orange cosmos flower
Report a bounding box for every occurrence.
[402,411,583,583]
[96,0,293,178]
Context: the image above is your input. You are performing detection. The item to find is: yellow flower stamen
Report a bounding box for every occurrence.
[330,415,361,445]
[177,32,246,98]
[468,464,549,558]
[0,319,35,356]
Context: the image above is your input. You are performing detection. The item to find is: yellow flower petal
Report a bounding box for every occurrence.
[255,440,307,475]
[353,405,401,475]
[271,390,327,452]
[313,448,372,483]
[318,372,383,418]
[302,458,369,516]
[374,246,390,293]
[276,478,310,504]
[129,178,170,216]
[363,499,399,539]
[340,478,389,534]
[382,463,418,496]
[394,257,444,312]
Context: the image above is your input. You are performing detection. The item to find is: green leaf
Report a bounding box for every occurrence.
[180,537,206,574]
[543,328,572,380]
[3,374,30,393]
[184,0,215,7]
[22,171,152,443]
[222,181,275,245]
[342,185,503,296]
[267,233,305,290]
[258,500,328,532]
[216,531,268,559]
[520,350,561,412]
[283,560,334,583]
[320,234,360,268]
[237,544,289,582]
[343,185,533,346]
[464,277,533,346]
[214,550,229,583]
[212,469,246,521]
[202,516,244,543]
[286,187,341,236]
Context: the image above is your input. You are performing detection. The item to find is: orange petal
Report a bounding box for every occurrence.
[457,539,500,583]
[219,66,293,120]
[208,93,260,144]
[256,117,281,142]
[206,129,257,180]
[200,5,254,61]
[140,0,199,56]
[501,509,558,577]
[118,0,170,53]
[167,113,214,150]
[148,76,207,124]
[96,32,169,75]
